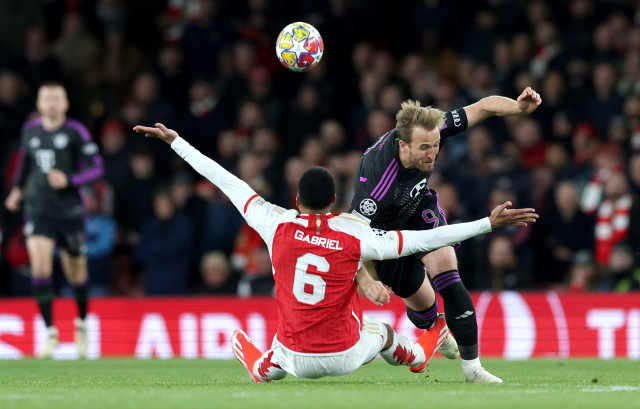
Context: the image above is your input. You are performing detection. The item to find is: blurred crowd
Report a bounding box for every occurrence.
[1,0,640,297]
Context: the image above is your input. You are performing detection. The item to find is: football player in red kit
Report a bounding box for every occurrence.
[134,123,536,382]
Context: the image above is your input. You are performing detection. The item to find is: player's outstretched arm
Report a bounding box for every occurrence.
[133,124,281,235]
[361,202,537,260]
[399,201,537,257]
[463,87,542,128]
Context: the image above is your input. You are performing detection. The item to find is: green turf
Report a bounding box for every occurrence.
[0,359,639,409]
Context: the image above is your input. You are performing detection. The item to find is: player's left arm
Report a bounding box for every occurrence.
[134,123,284,239]
[360,202,538,260]
[463,87,542,128]
[59,122,104,188]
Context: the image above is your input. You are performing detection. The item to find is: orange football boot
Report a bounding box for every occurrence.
[409,313,450,373]
[231,329,270,383]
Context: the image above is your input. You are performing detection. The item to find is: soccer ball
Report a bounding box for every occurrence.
[275,22,324,72]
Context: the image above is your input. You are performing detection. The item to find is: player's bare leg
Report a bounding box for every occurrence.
[27,235,58,358]
[61,250,90,358]
[361,260,459,360]
[423,247,502,383]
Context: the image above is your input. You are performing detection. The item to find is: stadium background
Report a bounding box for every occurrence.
[0,0,639,359]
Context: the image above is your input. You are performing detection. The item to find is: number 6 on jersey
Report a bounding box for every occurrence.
[293,253,328,305]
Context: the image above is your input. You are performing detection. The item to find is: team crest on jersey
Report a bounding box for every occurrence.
[29,137,40,148]
[82,142,99,155]
[410,178,428,198]
[360,198,377,216]
[53,133,69,149]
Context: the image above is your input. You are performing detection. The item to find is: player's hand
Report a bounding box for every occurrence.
[362,280,392,307]
[47,169,68,189]
[133,123,179,145]
[489,201,538,228]
[517,87,542,115]
[4,187,23,212]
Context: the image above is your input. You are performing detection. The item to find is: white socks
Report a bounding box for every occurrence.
[380,332,425,368]
[461,357,482,375]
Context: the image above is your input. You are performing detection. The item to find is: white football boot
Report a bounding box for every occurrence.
[75,318,89,358]
[464,366,504,383]
[437,333,460,359]
[38,326,59,358]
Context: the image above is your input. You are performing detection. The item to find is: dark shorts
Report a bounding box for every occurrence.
[24,213,87,256]
[373,188,457,299]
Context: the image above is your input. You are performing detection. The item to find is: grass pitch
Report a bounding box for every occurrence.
[0,359,639,409]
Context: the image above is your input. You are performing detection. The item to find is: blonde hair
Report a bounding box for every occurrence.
[395,100,446,143]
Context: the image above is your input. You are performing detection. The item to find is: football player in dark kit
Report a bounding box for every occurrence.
[350,87,541,382]
[5,82,104,358]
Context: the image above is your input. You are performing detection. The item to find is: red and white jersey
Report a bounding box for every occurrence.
[172,136,492,354]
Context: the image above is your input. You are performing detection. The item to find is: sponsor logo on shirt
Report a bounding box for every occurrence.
[359,198,377,216]
[452,110,461,127]
[29,137,40,148]
[53,133,69,149]
[294,230,343,250]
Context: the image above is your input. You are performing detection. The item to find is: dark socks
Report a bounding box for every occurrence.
[406,299,439,330]
[73,278,90,320]
[433,270,478,360]
[32,277,54,328]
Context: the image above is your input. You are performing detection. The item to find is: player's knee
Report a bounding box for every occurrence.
[406,307,437,330]
[422,246,457,275]
[30,265,52,278]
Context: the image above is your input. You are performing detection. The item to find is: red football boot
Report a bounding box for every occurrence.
[231,329,270,383]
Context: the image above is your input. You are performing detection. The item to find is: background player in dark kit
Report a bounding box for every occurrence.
[350,87,541,383]
[5,82,104,358]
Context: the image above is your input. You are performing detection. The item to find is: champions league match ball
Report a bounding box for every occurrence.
[276,22,324,72]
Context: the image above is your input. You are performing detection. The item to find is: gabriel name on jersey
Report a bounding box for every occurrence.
[349,108,468,231]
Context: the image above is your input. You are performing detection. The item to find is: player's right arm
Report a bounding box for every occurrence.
[359,202,538,261]
[133,123,284,239]
[5,133,31,212]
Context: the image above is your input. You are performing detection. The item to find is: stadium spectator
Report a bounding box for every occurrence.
[532,181,595,285]
[587,62,624,138]
[76,180,116,296]
[176,79,228,156]
[237,246,275,297]
[487,235,529,291]
[135,189,193,295]
[599,242,640,292]
[0,71,31,154]
[196,251,240,295]
[17,27,62,94]
[568,250,598,292]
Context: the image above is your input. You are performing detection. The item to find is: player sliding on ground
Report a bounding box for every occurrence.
[134,123,537,382]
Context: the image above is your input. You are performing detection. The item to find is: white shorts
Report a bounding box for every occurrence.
[267,315,388,379]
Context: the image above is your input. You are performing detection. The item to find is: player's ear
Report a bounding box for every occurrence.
[332,194,337,204]
[295,194,302,208]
